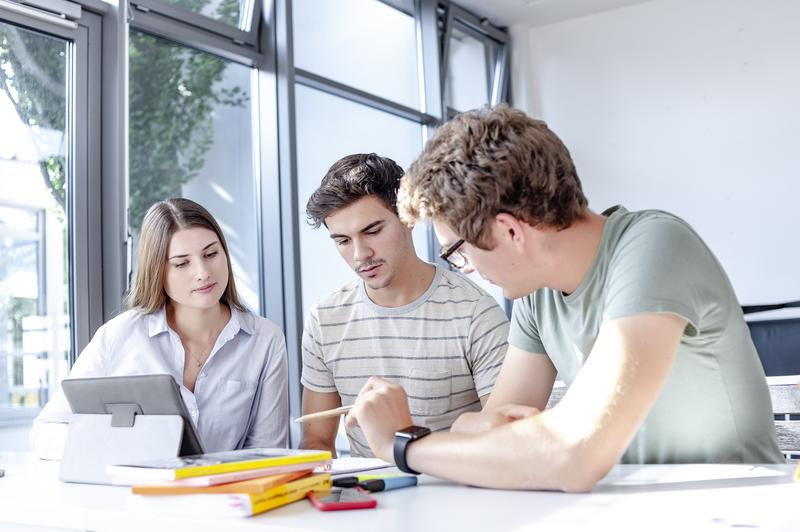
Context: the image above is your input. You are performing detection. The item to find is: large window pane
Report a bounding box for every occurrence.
[446,26,490,112]
[129,30,260,312]
[0,22,71,449]
[160,0,254,31]
[294,0,420,110]
[295,85,425,316]
[441,27,506,308]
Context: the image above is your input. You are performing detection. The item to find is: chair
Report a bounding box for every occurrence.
[743,300,800,376]
[768,380,800,461]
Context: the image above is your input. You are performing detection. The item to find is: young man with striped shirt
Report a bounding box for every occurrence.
[299,153,509,457]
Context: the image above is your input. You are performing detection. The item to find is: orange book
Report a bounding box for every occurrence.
[132,470,310,495]
[131,474,332,517]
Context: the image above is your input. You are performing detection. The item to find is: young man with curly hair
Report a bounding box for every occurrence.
[345,106,783,491]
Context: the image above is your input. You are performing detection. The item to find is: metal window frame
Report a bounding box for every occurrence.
[131,0,261,49]
[0,4,103,406]
[272,0,304,443]
[437,1,512,315]
[295,68,439,127]
[440,2,509,113]
[128,7,263,66]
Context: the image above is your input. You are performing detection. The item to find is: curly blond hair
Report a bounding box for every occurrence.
[399,105,587,249]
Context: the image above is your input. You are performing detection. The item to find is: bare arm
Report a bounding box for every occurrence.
[347,312,686,492]
[483,346,556,410]
[456,346,556,432]
[299,388,342,456]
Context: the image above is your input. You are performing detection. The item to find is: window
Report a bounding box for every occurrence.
[159,0,256,30]
[439,6,511,311]
[0,20,71,429]
[1,0,511,451]
[0,3,101,450]
[445,26,490,112]
[128,30,262,312]
[295,85,425,315]
[293,0,420,110]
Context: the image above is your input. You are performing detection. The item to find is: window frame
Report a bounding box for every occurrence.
[0,0,103,423]
[131,0,262,49]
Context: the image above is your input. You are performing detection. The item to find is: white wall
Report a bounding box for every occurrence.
[511,0,800,305]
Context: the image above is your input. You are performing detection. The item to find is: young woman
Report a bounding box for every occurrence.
[31,198,288,459]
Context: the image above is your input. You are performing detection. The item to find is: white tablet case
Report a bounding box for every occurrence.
[59,413,183,485]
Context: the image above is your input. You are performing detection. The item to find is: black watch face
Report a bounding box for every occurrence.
[398,425,430,439]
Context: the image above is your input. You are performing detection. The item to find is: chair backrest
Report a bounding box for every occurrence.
[769,381,800,460]
[742,299,800,376]
[746,318,800,376]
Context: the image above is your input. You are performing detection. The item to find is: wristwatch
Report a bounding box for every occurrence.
[393,425,431,475]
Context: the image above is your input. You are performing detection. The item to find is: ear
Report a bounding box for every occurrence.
[494,213,526,249]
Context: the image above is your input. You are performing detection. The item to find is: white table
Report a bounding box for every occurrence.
[1,452,799,531]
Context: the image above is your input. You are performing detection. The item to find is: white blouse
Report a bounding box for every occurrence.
[30,307,289,459]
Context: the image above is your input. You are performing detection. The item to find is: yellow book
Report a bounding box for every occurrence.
[131,470,310,495]
[795,461,800,483]
[131,473,332,517]
[107,448,332,480]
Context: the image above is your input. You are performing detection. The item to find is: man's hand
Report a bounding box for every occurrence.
[344,376,413,462]
[450,404,541,434]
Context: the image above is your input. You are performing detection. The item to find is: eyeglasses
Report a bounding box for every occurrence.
[439,239,466,269]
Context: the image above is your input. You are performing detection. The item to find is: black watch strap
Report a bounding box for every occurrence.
[393,425,431,475]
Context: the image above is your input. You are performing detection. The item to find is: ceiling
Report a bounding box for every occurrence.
[452,0,656,28]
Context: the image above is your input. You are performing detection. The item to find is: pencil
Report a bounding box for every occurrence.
[293,405,353,423]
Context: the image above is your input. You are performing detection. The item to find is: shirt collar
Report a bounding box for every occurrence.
[147,307,170,338]
[146,305,255,338]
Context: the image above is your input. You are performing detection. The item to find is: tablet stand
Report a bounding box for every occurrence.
[59,404,185,485]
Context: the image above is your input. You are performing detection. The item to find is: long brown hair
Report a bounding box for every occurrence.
[125,198,247,314]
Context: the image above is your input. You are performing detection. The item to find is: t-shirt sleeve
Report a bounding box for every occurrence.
[467,295,510,397]
[603,216,720,336]
[300,306,337,393]
[508,296,547,355]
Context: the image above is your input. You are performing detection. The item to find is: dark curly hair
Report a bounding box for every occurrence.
[306,153,405,228]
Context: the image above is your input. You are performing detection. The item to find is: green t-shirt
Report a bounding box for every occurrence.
[509,206,783,464]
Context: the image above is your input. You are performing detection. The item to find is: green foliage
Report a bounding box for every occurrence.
[0,23,67,215]
[1,13,249,233]
[128,29,247,230]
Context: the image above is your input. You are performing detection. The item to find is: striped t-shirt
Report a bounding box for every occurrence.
[301,267,509,457]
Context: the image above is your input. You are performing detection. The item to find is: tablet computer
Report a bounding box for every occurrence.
[61,374,204,456]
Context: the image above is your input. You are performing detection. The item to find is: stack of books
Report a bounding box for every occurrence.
[107,448,332,517]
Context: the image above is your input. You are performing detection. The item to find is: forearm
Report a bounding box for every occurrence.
[299,435,337,456]
[406,411,606,492]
